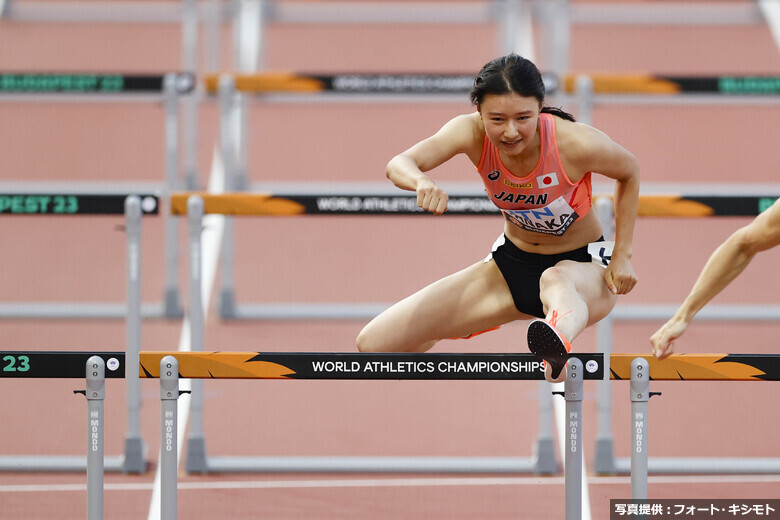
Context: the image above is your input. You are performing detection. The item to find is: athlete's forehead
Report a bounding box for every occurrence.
[479,92,541,116]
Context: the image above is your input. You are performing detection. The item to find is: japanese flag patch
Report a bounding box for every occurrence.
[536,172,559,189]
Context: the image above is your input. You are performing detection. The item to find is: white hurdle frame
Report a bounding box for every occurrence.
[0,72,192,319]
[183,193,559,475]
[180,185,780,478]
[0,196,150,473]
[159,350,589,520]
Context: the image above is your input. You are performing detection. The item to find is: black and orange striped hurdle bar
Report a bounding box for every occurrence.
[2,351,778,520]
[202,72,780,96]
[170,190,779,218]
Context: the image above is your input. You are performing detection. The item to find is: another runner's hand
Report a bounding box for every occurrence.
[416,180,449,215]
[604,255,637,295]
[650,318,688,360]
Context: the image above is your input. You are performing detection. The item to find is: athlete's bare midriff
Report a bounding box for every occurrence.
[503,209,604,255]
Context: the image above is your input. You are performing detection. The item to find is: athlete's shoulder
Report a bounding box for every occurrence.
[445,112,483,136]
[555,118,624,162]
[434,112,485,158]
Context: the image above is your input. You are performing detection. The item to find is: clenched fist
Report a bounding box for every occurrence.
[416,180,449,216]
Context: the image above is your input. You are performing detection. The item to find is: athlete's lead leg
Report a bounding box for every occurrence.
[357,260,530,353]
[528,260,617,382]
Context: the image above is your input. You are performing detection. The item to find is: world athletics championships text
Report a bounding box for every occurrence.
[315,196,500,214]
[311,360,544,374]
[331,75,475,93]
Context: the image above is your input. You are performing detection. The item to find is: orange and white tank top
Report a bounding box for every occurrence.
[476,113,592,236]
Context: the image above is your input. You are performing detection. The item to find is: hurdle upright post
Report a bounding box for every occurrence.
[594,195,617,474]
[181,0,200,190]
[185,195,208,473]
[574,74,595,126]
[630,357,651,501]
[160,356,181,520]
[217,74,239,319]
[84,356,105,520]
[124,195,146,473]
[563,357,584,520]
[162,73,184,318]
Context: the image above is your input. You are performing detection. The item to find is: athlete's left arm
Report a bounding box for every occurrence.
[571,123,640,295]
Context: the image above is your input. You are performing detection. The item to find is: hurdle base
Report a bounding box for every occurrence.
[533,437,559,475]
[185,435,209,474]
[614,457,780,474]
[122,437,148,474]
[163,288,184,319]
[0,302,169,320]
[0,455,125,473]
[218,289,237,320]
[593,438,617,475]
[227,303,391,321]
[192,456,546,474]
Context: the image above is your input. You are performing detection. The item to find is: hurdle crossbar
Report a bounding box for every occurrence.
[3,351,777,382]
[0,72,194,98]
[172,188,780,218]
[202,72,780,97]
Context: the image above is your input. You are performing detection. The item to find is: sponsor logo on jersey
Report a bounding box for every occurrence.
[487,170,500,181]
[503,179,533,189]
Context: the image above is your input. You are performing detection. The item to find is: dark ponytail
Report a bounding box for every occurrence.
[541,106,575,122]
[470,54,576,122]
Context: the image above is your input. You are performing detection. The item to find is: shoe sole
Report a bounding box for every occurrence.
[527,320,569,380]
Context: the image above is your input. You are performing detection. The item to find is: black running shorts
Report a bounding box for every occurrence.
[487,234,605,318]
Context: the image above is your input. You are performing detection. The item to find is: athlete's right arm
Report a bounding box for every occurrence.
[650,197,780,359]
[386,114,479,216]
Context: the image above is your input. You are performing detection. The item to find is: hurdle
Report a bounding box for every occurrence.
[591,187,780,476]
[139,350,778,512]
[0,351,126,519]
[204,70,780,194]
[560,72,780,475]
[202,71,780,325]
[0,195,153,473]
[570,72,780,134]
[2,350,777,519]
[0,187,162,319]
[175,191,561,474]
[171,183,780,321]
[0,72,196,319]
[173,186,780,480]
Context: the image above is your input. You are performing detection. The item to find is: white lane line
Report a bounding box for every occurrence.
[146,147,226,520]
[4,474,780,493]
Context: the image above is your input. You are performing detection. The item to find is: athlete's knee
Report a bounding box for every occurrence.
[356,323,381,353]
[539,265,575,294]
[357,321,437,353]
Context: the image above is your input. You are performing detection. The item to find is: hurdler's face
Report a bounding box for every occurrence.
[479,93,541,157]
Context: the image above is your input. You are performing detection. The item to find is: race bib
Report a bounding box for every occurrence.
[588,240,615,268]
[502,196,578,236]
